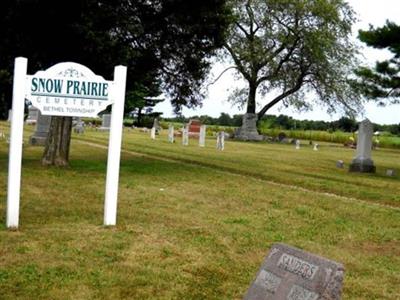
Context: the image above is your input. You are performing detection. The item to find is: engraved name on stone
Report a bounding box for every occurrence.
[287,285,318,300]
[277,253,319,280]
[254,270,282,294]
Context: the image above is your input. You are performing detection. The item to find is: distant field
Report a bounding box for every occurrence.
[0,122,399,299]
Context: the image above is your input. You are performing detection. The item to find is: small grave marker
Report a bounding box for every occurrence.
[295,140,300,150]
[336,160,344,169]
[386,169,396,177]
[199,125,206,147]
[168,124,174,143]
[182,125,189,146]
[150,127,156,140]
[244,243,344,300]
[313,144,319,151]
[216,131,225,151]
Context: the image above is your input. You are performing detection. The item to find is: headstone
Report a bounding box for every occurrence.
[182,125,189,146]
[386,169,396,177]
[99,114,111,131]
[235,113,264,141]
[25,106,39,125]
[29,110,52,146]
[244,243,345,300]
[336,160,344,169]
[216,131,225,151]
[150,127,156,140]
[168,124,174,143]
[313,144,319,151]
[7,109,12,122]
[74,120,85,134]
[153,118,161,134]
[188,119,202,137]
[295,139,301,150]
[199,125,206,147]
[349,119,376,173]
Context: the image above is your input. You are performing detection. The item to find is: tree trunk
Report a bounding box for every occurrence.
[246,82,257,114]
[42,116,72,166]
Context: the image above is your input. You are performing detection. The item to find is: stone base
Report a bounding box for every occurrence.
[29,136,47,146]
[349,160,376,173]
[98,127,110,131]
[234,113,264,141]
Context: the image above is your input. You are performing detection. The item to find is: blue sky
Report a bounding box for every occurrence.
[155,0,400,125]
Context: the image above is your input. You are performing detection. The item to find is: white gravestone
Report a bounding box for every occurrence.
[168,124,174,143]
[182,125,189,146]
[349,119,376,173]
[313,144,319,151]
[216,131,225,151]
[150,127,156,140]
[295,139,300,150]
[199,125,206,147]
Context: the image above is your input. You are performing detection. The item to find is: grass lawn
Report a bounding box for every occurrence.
[0,122,399,299]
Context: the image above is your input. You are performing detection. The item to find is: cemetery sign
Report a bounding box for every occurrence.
[26,63,113,117]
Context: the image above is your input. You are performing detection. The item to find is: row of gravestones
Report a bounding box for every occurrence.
[151,123,225,151]
[12,107,112,146]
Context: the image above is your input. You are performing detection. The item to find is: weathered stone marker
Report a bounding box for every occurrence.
[336,160,344,169]
[168,124,174,143]
[26,106,39,125]
[199,125,206,147]
[150,127,156,140]
[29,110,51,146]
[244,243,344,300]
[182,125,189,146]
[99,114,111,131]
[295,139,301,150]
[216,131,225,151]
[349,119,376,173]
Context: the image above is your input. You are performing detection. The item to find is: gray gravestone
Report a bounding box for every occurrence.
[7,109,12,122]
[99,114,111,131]
[235,113,264,141]
[216,131,225,151]
[386,169,396,177]
[74,120,85,134]
[182,125,189,146]
[26,106,39,125]
[336,160,344,169]
[349,119,376,173]
[29,111,51,146]
[153,118,161,134]
[199,125,206,147]
[244,243,344,300]
[168,124,174,143]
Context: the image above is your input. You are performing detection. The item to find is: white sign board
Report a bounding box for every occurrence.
[26,63,114,117]
[6,58,126,228]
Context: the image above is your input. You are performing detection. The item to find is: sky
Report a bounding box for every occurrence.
[154,0,400,125]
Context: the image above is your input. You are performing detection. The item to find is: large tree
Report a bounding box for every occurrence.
[0,0,230,165]
[354,21,400,105]
[221,0,361,140]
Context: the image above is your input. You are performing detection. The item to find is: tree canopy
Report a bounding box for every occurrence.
[0,0,230,118]
[221,0,361,122]
[354,21,400,105]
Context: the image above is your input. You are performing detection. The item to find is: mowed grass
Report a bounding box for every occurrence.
[0,122,399,299]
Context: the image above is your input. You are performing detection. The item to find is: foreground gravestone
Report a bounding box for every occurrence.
[168,124,174,143]
[199,125,206,147]
[295,139,301,150]
[386,169,396,177]
[244,243,344,300]
[29,110,51,146]
[313,144,319,151]
[349,119,376,173]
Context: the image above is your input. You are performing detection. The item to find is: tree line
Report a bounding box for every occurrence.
[164,113,400,135]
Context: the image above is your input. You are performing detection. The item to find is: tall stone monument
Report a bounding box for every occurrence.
[234,113,263,141]
[150,127,156,140]
[199,125,206,147]
[153,117,161,134]
[349,119,376,173]
[182,125,189,146]
[168,124,174,143]
[29,111,51,146]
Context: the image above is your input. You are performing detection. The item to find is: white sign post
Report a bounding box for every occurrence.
[6,57,127,228]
